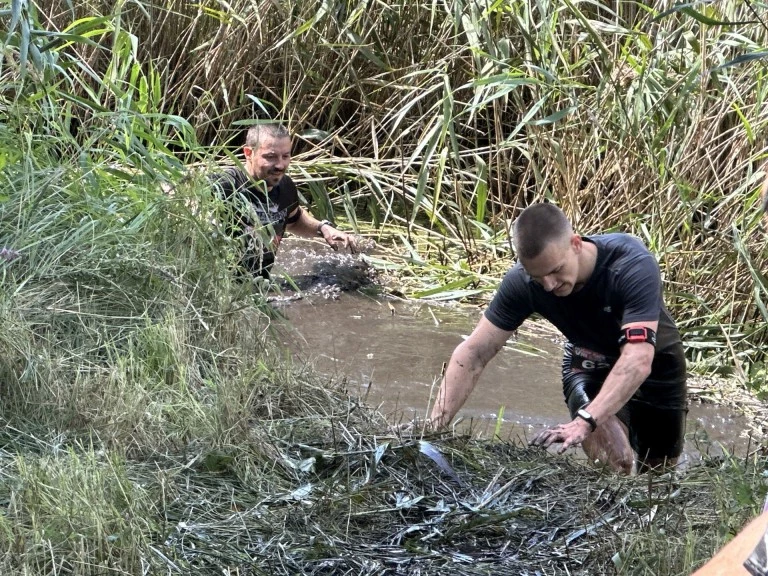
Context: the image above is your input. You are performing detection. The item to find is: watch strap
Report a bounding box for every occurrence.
[317,219,332,235]
[576,408,598,432]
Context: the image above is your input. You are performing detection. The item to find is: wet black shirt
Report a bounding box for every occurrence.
[210,167,300,274]
[485,233,684,381]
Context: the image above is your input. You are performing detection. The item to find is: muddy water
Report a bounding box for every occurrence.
[272,239,751,464]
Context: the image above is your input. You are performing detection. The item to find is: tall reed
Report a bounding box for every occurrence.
[35,0,768,373]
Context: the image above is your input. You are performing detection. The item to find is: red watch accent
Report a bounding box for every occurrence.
[618,326,657,346]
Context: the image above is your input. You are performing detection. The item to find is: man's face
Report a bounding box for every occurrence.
[244,135,292,188]
[520,235,583,297]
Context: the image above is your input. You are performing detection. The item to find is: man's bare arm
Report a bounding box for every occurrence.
[429,316,514,428]
[582,320,657,425]
[531,320,657,452]
[285,208,357,252]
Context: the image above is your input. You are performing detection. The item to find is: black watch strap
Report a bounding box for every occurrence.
[317,219,332,235]
[576,408,598,432]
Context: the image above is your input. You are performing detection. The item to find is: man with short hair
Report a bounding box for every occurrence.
[211,123,357,278]
[429,203,688,474]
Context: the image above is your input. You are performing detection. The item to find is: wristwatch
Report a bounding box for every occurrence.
[317,220,332,235]
[576,408,597,432]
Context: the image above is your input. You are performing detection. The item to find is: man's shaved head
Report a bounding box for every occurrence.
[513,203,573,260]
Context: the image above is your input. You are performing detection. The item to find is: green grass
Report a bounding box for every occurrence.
[24,0,768,370]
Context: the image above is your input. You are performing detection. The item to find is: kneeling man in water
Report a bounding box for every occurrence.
[210,122,357,279]
[429,203,687,474]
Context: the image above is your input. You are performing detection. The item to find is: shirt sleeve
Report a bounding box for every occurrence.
[613,249,663,326]
[278,176,301,217]
[484,265,535,332]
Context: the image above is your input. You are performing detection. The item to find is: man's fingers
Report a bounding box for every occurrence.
[531,422,585,454]
[529,430,545,445]
[530,428,559,447]
[557,439,573,454]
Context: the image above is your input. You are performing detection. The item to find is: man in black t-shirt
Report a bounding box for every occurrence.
[428,203,687,474]
[210,123,357,278]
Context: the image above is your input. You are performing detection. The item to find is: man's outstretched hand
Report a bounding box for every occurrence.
[389,418,434,437]
[320,225,358,253]
[530,418,592,454]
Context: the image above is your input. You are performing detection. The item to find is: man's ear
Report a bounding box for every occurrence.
[570,233,583,253]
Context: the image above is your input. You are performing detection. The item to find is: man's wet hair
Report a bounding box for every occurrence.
[513,203,573,260]
[245,123,290,149]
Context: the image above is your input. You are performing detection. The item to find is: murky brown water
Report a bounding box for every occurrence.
[272,239,752,465]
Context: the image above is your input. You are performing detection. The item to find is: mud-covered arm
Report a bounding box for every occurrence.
[429,316,514,428]
[583,321,656,421]
[532,244,662,452]
[530,321,656,452]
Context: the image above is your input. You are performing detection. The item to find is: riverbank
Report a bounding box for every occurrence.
[0,369,761,575]
[688,375,768,442]
[0,237,764,574]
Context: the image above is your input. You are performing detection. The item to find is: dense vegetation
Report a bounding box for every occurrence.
[0,0,767,574]
[34,0,768,378]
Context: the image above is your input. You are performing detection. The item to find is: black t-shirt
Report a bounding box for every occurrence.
[210,167,300,273]
[485,234,684,381]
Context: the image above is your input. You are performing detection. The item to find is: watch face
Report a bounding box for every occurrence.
[627,328,647,341]
[577,409,596,430]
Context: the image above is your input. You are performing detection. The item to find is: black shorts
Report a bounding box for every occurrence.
[562,343,688,460]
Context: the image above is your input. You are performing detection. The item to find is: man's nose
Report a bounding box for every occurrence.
[542,276,556,292]
[275,157,289,170]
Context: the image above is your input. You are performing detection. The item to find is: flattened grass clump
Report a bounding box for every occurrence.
[152,434,766,575]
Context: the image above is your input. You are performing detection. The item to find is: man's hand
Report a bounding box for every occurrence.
[530,418,593,454]
[388,418,434,436]
[320,225,358,253]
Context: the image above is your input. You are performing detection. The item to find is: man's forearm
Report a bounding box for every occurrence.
[285,209,321,238]
[429,343,486,428]
[586,349,651,424]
